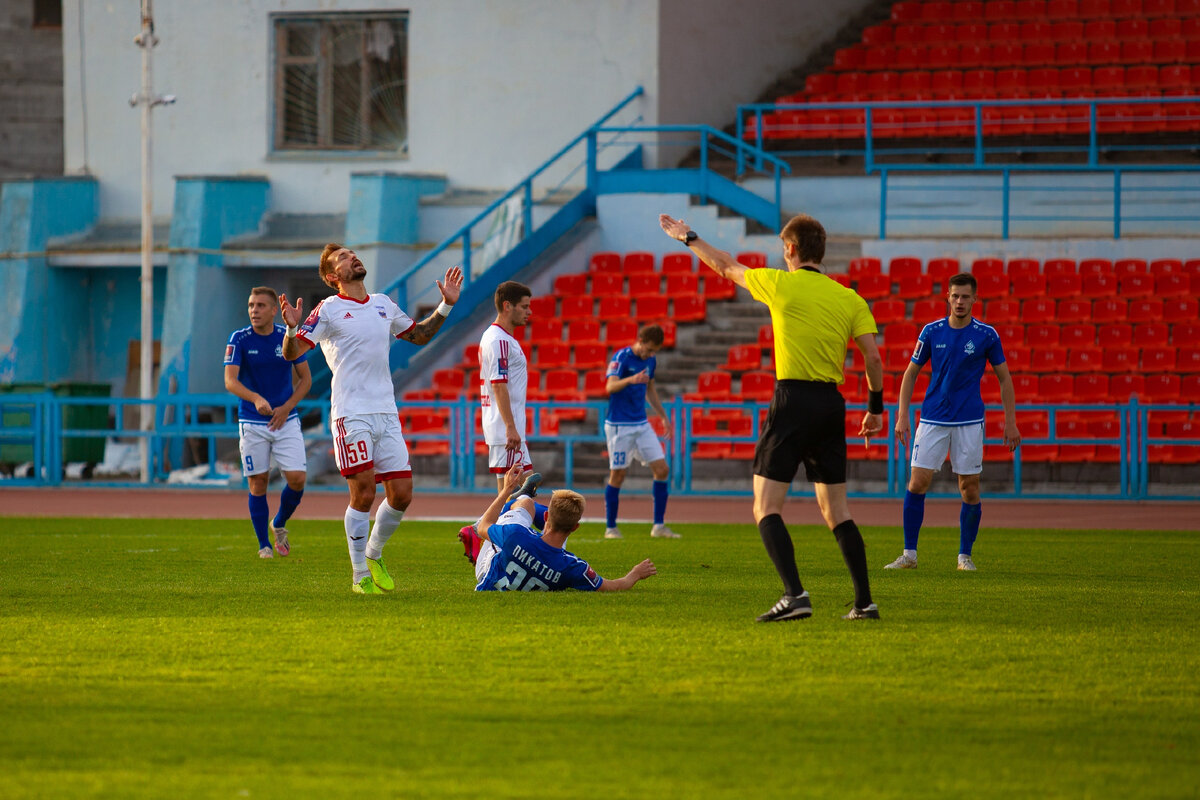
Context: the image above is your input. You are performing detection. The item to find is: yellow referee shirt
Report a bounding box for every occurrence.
[744,267,877,383]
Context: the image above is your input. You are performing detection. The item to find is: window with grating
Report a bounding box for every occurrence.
[273,12,408,153]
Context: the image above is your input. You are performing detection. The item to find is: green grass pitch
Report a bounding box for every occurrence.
[1,515,1197,799]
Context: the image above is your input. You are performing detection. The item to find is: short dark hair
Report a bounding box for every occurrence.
[319,243,345,288]
[494,281,532,312]
[948,273,978,293]
[249,286,278,303]
[780,214,826,265]
[637,324,664,346]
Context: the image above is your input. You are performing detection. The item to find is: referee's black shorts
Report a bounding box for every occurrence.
[753,379,847,485]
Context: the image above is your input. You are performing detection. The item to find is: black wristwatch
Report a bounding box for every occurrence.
[681,230,698,245]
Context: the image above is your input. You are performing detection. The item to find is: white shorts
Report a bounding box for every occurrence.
[239,417,307,476]
[474,508,531,583]
[332,413,411,481]
[604,421,665,470]
[487,442,532,474]
[911,421,985,475]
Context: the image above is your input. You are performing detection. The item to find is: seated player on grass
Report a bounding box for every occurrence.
[464,464,658,592]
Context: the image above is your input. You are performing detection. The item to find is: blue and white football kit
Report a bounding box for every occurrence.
[475,507,603,592]
[225,324,309,476]
[909,318,1005,475]
[604,346,670,531]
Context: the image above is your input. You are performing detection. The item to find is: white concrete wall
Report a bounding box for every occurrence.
[61,0,863,220]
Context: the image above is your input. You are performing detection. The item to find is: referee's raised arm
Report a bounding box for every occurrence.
[658,214,749,289]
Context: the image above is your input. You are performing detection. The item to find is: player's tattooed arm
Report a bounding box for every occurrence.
[399,265,463,346]
[399,312,447,346]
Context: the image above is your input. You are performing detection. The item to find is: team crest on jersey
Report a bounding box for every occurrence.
[377,306,387,318]
[912,341,924,360]
[964,340,976,355]
[274,344,283,358]
[585,566,598,582]
[223,345,235,364]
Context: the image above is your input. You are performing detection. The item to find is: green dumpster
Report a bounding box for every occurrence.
[53,383,112,464]
[0,383,45,464]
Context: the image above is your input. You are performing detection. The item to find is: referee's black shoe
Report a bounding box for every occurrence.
[508,471,543,503]
[843,603,881,620]
[756,592,813,622]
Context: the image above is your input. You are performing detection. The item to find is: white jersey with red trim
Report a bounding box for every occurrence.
[297,292,414,419]
[479,323,528,445]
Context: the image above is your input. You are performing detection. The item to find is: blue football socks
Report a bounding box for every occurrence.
[605,483,620,528]
[652,480,669,525]
[903,490,926,551]
[274,485,304,528]
[960,502,982,556]
[248,493,270,549]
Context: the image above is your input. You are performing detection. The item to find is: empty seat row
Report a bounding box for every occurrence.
[892,0,1200,24]
[867,18,1200,48]
[549,272,738,302]
[850,255,1200,278]
[831,39,1200,72]
[585,251,766,274]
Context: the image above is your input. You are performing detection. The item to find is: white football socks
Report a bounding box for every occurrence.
[366,499,405,560]
[345,506,371,577]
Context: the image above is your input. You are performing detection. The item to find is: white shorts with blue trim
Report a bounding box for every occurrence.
[238,417,307,476]
[604,421,665,470]
[910,421,985,475]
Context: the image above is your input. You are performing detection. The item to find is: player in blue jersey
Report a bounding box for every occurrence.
[886,273,1021,572]
[603,324,678,540]
[224,287,312,558]
[471,464,657,592]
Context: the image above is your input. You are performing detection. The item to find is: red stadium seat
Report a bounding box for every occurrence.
[971,258,1005,278]
[583,371,607,398]
[1108,373,1144,402]
[721,344,762,373]
[1026,323,1061,347]
[855,273,892,300]
[1081,273,1118,298]
[1074,373,1109,402]
[1128,299,1164,324]
[1114,258,1148,278]
[602,321,636,352]
[736,252,767,269]
[1060,324,1096,349]
[1180,347,1200,373]
[627,273,661,298]
[1038,373,1074,402]
[1029,348,1067,372]
[634,295,669,321]
[590,272,624,297]
[1102,347,1139,374]
[1010,274,1047,299]
[661,253,694,275]
[1091,298,1127,323]
[1174,322,1200,348]
[926,257,960,286]
[1164,299,1199,324]
[553,273,588,296]
[1021,298,1056,323]
[1079,259,1112,276]
[1150,259,1183,276]
[1156,273,1192,299]
[1141,346,1177,372]
[696,370,733,400]
[572,343,609,370]
[740,371,776,402]
[1067,348,1103,372]
[848,257,882,278]
[889,257,923,280]
[1143,374,1182,402]
[622,251,655,274]
[567,319,601,345]
[431,368,466,399]
[913,298,946,321]
[884,321,920,346]
[458,343,481,369]
[535,342,571,369]
[1119,274,1155,298]
[1133,323,1170,347]
[673,296,707,323]
[543,369,583,399]
[703,275,738,301]
[872,299,907,324]
[597,296,631,322]
[589,252,621,273]
[1098,324,1134,348]
[896,275,935,299]
[985,299,1022,323]
[1056,299,1090,323]
[994,322,1025,345]
[1047,274,1083,297]
[665,273,699,298]
[529,318,563,344]
[1047,0,1079,16]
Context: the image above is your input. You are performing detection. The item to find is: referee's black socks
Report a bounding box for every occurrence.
[757,514,804,597]
[833,520,873,609]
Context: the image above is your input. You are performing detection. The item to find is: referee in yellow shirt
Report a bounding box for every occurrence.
[659,213,885,621]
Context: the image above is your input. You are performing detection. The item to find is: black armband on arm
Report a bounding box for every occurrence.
[868,390,884,415]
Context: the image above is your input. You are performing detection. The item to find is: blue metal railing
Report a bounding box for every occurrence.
[1,392,1195,499]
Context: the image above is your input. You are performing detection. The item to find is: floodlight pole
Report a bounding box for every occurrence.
[131,0,174,483]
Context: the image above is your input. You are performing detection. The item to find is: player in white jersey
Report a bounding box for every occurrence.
[279,243,463,594]
[478,281,534,487]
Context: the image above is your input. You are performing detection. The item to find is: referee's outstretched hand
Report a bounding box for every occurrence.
[859,411,884,448]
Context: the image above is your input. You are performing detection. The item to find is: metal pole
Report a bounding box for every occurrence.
[136,1,155,483]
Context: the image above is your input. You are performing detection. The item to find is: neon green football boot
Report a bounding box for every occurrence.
[366,555,395,592]
[352,575,382,595]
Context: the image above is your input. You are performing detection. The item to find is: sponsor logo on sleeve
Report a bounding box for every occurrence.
[223,344,235,364]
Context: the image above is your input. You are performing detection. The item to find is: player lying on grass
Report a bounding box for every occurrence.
[464,464,658,592]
